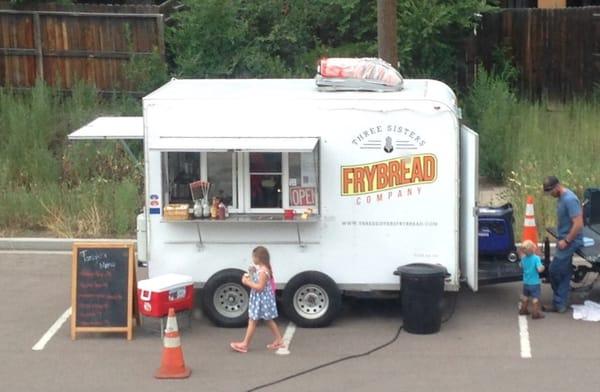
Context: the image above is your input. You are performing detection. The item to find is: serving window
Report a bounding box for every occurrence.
[161,142,319,215]
[164,152,200,203]
[162,152,238,209]
[207,152,237,208]
[248,152,283,209]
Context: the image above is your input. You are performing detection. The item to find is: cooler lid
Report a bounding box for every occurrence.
[138,273,194,292]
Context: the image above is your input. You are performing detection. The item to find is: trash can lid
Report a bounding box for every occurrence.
[395,263,448,278]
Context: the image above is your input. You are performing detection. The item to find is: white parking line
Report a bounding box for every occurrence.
[518,314,532,359]
[32,307,71,351]
[276,322,296,356]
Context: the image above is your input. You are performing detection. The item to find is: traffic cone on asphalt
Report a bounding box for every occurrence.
[522,196,539,247]
[155,308,191,379]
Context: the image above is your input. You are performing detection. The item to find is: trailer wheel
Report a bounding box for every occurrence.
[571,259,599,290]
[282,271,341,328]
[201,269,249,328]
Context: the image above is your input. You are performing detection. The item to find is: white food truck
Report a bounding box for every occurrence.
[69,77,480,328]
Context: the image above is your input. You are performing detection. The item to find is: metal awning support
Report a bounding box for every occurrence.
[118,140,142,172]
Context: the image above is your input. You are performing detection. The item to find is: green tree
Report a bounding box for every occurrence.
[396,0,495,85]
[168,0,494,84]
[167,0,376,78]
[168,0,249,77]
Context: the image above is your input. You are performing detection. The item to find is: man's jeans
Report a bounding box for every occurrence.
[549,240,582,310]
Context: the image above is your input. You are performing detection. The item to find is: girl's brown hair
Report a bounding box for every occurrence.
[252,246,272,276]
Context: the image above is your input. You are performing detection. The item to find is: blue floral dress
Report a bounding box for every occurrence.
[248,268,278,321]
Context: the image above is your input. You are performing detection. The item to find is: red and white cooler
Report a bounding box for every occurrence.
[137,273,194,317]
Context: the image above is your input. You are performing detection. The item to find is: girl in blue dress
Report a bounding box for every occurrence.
[230,246,284,353]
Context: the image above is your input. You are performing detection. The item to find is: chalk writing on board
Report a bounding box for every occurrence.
[75,247,129,327]
[71,243,135,340]
[80,250,109,263]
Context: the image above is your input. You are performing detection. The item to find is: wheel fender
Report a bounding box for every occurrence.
[204,268,246,284]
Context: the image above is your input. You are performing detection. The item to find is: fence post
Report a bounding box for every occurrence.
[156,14,165,60]
[32,12,44,81]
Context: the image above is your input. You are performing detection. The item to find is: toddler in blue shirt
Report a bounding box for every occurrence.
[519,240,545,319]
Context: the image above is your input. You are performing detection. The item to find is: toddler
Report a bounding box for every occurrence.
[519,240,545,319]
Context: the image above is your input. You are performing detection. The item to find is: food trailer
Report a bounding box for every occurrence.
[69,76,481,328]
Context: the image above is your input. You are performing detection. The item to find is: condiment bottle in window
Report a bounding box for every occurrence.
[210,197,218,219]
[218,199,226,220]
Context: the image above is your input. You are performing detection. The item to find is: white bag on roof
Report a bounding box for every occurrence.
[316,57,403,92]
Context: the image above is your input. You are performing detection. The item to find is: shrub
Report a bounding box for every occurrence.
[123,48,169,94]
[113,179,141,236]
[463,65,518,181]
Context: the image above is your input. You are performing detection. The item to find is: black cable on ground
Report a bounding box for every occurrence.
[442,292,459,323]
[247,293,459,392]
[246,322,404,392]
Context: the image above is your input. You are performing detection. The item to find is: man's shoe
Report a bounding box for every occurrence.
[542,304,567,313]
[542,304,554,312]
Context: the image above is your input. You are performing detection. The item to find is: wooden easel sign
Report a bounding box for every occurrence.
[71,242,135,340]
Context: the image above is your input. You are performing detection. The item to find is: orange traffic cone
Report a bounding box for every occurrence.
[522,196,539,247]
[155,308,191,379]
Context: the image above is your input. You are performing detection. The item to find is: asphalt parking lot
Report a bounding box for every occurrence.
[2,252,600,392]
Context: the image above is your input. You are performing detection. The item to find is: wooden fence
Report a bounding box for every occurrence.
[469,6,600,100]
[0,6,164,92]
[2,4,599,99]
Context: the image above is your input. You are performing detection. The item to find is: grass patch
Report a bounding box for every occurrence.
[464,68,600,239]
[501,99,600,239]
[0,81,142,237]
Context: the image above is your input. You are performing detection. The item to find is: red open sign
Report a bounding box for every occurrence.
[290,187,316,206]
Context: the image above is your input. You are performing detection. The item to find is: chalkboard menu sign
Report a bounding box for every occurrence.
[71,242,135,340]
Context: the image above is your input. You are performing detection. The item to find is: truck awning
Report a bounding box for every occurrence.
[149,137,319,152]
[68,117,143,140]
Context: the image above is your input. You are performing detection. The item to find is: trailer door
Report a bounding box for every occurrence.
[460,125,479,291]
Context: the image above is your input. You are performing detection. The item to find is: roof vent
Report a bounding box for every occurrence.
[316,58,403,92]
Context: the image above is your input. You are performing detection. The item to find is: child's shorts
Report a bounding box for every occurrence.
[522,284,541,299]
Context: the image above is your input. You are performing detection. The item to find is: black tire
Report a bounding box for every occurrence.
[201,269,249,328]
[282,271,341,328]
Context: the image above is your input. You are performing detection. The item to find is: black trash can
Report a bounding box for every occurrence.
[394,263,447,335]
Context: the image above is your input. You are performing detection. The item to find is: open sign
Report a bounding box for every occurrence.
[290,187,316,206]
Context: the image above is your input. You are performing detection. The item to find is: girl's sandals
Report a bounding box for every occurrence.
[267,341,286,350]
[230,342,248,353]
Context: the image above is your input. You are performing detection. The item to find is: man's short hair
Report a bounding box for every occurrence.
[543,176,559,192]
